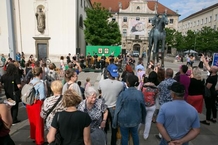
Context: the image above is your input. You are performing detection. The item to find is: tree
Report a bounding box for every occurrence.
[165,28,176,47]
[84,3,121,46]
[196,26,217,52]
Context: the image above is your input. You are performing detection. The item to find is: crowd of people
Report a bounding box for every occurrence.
[0,51,217,145]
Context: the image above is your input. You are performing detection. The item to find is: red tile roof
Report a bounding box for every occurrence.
[90,0,179,16]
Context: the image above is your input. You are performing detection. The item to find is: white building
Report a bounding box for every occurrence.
[0,0,92,61]
[91,0,180,55]
[178,3,218,34]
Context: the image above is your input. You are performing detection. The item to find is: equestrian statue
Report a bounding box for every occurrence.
[147,10,168,68]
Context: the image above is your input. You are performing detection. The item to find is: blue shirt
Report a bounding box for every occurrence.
[16,54,21,61]
[157,78,176,105]
[157,100,200,140]
[30,78,46,100]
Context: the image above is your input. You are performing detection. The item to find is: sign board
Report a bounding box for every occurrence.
[212,53,218,67]
[86,46,121,57]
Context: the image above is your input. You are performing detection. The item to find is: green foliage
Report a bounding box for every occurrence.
[84,3,121,46]
[165,26,218,52]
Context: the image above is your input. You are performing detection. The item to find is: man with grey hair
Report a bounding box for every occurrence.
[156,82,200,145]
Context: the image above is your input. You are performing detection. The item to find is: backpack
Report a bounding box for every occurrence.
[21,81,41,105]
[142,85,158,107]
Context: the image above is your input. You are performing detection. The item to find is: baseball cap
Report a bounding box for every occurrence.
[107,64,119,78]
[168,82,185,94]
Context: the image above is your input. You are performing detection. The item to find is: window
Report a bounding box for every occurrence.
[201,19,203,25]
[148,18,152,23]
[79,15,83,28]
[136,6,140,9]
[112,17,116,21]
[122,29,127,37]
[81,0,83,7]
[205,17,207,24]
[169,19,174,24]
[123,17,127,22]
[136,17,140,21]
[84,1,85,9]
[215,14,217,21]
[214,25,217,30]
[193,21,195,27]
[209,16,212,22]
[197,20,199,26]
[135,35,139,39]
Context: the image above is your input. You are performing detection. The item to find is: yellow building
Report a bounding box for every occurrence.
[91,0,180,55]
[178,3,218,35]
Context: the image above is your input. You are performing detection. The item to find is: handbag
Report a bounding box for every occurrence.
[204,87,211,98]
[49,113,63,145]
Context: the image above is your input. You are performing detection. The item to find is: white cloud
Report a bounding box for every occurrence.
[167,0,217,20]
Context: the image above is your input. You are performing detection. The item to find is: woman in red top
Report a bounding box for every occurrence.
[0,103,15,144]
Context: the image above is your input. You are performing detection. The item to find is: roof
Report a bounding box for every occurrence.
[180,3,218,22]
[90,0,179,16]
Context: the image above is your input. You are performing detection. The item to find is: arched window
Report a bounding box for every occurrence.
[79,15,83,28]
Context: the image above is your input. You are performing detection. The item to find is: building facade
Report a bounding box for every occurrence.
[178,3,218,35]
[91,0,180,55]
[0,0,91,61]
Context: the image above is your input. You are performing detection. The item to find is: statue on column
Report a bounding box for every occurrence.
[35,7,46,33]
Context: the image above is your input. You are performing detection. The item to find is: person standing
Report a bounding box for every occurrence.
[157,82,200,145]
[47,89,91,145]
[187,67,204,113]
[1,54,6,67]
[98,64,124,145]
[174,65,190,101]
[0,64,22,124]
[113,75,146,145]
[140,72,158,140]
[200,55,218,125]
[155,68,176,136]
[26,67,46,145]
[62,69,82,97]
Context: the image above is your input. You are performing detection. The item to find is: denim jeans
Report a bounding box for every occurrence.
[159,138,189,145]
[120,125,139,145]
[108,107,117,145]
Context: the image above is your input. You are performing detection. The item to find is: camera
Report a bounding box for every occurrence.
[198,53,202,57]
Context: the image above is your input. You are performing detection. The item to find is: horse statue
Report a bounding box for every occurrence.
[147,11,168,68]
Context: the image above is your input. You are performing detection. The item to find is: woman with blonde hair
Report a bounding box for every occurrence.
[26,67,46,145]
[41,80,65,130]
[47,89,91,145]
[187,67,204,113]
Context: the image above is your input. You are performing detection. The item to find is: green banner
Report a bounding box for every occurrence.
[86,46,121,57]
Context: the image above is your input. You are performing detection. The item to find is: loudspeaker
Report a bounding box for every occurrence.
[76,48,80,54]
[122,49,126,55]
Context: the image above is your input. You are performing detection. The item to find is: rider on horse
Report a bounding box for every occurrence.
[149,14,160,48]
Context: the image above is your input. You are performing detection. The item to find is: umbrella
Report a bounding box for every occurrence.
[184,50,198,54]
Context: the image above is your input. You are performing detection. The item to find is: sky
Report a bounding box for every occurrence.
[158,0,218,20]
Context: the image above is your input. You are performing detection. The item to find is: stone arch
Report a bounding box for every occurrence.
[133,43,141,52]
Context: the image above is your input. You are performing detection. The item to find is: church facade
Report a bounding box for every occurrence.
[91,0,180,55]
[0,0,92,61]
